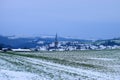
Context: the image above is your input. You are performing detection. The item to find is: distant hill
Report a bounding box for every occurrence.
[1,35,120,49]
[94,38,120,46]
[0,35,92,48]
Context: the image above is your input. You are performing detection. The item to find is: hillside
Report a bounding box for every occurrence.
[94,38,120,46]
[0,35,91,49]
[0,50,120,80]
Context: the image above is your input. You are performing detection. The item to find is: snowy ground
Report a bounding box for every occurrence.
[0,50,120,80]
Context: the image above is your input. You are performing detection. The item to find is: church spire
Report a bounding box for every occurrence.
[54,33,58,48]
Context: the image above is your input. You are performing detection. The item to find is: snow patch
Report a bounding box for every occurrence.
[0,69,46,80]
[90,58,115,61]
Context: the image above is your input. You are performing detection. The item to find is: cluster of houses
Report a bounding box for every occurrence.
[2,43,120,52]
[35,41,120,51]
[1,34,120,52]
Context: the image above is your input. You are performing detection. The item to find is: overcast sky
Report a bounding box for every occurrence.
[0,0,120,39]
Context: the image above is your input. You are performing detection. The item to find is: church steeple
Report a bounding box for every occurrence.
[54,33,58,48]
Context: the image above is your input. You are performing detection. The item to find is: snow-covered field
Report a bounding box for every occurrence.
[0,50,120,80]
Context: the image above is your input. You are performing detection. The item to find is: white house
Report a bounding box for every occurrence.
[12,48,31,52]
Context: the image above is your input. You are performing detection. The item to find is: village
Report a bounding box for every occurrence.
[1,34,120,52]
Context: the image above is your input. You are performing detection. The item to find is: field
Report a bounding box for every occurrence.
[0,50,120,80]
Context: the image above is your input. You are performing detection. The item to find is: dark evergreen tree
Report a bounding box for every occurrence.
[0,43,4,50]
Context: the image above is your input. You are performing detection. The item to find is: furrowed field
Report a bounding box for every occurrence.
[0,50,120,80]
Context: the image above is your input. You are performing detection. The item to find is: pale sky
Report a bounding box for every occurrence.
[0,0,120,39]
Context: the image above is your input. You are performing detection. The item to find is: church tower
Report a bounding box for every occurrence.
[54,33,58,49]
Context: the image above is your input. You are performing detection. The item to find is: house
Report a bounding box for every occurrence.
[2,48,9,52]
[12,48,31,52]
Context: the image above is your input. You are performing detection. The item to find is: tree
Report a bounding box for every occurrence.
[0,43,4,50]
